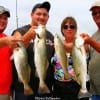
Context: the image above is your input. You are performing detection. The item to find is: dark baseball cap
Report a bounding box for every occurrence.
[0,6,10,17]
[32,1,51,12]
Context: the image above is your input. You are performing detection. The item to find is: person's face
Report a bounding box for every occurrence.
[31,8,49,26]
[0,14,8,33]
[62,21,77,41]
[91,7,100,26]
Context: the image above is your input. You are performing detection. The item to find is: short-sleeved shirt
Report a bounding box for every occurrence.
[0,33,12,94]
[88,31,100,95]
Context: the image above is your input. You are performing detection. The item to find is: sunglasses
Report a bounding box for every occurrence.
[92,11,100,16]
[63,25,75,29]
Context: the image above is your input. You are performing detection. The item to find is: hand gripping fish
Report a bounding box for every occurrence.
[34,25,50,94]
[54,34,73,80]
[12,41,33,95]
[72,34,91,99]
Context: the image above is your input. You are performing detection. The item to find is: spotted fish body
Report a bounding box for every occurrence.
[34,25,50,94]
[72,34,91,99]
[12,41,33,95]
[54,34,72,80]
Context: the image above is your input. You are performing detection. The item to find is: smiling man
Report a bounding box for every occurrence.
[11,1,54,100]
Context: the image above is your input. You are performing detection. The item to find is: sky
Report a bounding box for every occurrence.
[0,0,98,37]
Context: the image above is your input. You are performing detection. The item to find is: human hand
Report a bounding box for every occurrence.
[27,26,37,36]
[22,26,37,46]
[80,33,90,44]
[6,36,23,49]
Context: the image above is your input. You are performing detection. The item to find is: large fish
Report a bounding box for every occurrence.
[54,34,72,80]
[34,25,50,94]
[72,34,91,99]
[12,41,33,95]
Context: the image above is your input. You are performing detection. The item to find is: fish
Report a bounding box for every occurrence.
[72,34,91,99]
[54,34,72,80]
[12,41,33,95]
[34,25,50,94]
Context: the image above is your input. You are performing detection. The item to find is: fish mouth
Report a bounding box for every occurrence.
[75,36,84,48]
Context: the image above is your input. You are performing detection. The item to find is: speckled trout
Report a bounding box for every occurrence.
[72,34,91,99]
[34,25,50,94]
[12,42,33,95]
[54,34,72,80]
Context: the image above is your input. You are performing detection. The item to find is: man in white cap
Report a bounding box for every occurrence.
[89,1,100,100]
[81,1,100,100]
[0,6,22,100]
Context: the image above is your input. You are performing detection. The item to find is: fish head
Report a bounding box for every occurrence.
[54,33,63,50]
[54,34,61,42]
[54,34,59,45]
[34,36,40,44]
[13,41,26,56]
[74,35,84,48]
[10,43,23,60]
[35,25,46,38]
[17,41,25,47]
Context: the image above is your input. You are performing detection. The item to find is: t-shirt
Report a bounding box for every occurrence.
[0,33,12,94]
[88,31,100,95]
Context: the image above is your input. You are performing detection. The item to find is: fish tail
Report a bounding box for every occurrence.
[38,83,50,94]
[24,84,34,95]
[78,89,91,99]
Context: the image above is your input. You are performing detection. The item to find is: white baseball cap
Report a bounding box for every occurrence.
[90,0,100,11]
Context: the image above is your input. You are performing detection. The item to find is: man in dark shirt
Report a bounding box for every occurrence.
[12,1,54,100]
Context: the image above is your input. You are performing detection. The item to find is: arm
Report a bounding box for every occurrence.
[87,38,100,53]
[22,26,36,46]
[13,26,36,47]
[0,36,21,48]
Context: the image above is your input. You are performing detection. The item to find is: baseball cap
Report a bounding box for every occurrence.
[32,1,51,12]
[90,0,100,11]
[0,6,10,17]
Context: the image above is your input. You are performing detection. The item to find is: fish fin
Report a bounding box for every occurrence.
[75,74,81,85]
[71,75,78,82]
[18,78,22,83]
[38,83,50,94]
[27,65,31,81]
[64,73,73,80]
[78,89,91,99]
[10,54,14,60]
[24,84,34,95]
[35,69,39,78]
[76,78,80,85]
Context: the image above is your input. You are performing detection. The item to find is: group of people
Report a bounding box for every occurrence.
[0,1,100,100]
